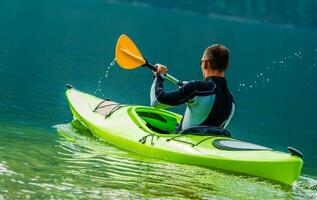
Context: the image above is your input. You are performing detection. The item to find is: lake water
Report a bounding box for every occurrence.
[0,1,317,199]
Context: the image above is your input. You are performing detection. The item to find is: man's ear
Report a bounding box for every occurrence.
[204,62,208,69]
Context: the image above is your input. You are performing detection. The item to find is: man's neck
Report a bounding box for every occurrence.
[204,70,224,78]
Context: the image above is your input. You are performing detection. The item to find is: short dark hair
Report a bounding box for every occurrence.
[204,44,229,71]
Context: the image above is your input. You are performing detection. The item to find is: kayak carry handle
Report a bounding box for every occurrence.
[66,84,74,89]
[288,147,303,158]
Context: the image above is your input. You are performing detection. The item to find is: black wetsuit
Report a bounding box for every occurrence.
[150,75,235,131]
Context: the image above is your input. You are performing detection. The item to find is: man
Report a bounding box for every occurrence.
[150,44,235,132]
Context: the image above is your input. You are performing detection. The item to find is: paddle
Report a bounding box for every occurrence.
[115,34,183,86]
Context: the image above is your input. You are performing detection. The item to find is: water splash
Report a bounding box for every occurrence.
[94,58,116,97]
[237,50,307,92]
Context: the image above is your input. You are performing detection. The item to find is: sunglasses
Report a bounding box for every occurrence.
[200,59,211,65]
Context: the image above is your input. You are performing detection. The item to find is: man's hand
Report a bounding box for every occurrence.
[154,64,168,76]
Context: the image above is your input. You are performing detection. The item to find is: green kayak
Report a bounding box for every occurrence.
[65,85,303,185]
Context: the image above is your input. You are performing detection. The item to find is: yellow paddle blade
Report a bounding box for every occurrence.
[115,34,147,69]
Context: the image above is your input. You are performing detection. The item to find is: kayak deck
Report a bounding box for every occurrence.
[65,87,303,185]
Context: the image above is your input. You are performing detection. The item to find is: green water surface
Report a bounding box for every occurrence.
[0,0,317,199]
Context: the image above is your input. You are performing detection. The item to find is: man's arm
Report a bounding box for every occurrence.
[150,75,196,108]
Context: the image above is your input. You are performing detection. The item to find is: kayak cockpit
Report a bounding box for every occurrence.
[92,99,180,134]
[128,106,181,134]
[128,107,233,136]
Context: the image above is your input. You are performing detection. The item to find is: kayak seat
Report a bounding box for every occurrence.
[179,126,231,137]
[213,139,272,151]
[136,110,178,134]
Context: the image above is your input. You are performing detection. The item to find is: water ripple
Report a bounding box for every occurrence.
[0,162,16,176]
[1,122,316,199]
[50,123,317,199]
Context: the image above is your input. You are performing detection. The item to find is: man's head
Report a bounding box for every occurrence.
[201,44,229,78]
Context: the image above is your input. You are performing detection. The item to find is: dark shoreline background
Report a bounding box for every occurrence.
[107,0,317,29]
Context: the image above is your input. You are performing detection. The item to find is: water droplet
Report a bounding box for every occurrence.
[241,83,245,87]
[94,58,116,95]
[279,60,284,64]
[266,78,270,82]
[249,85,253,88]
[298,52,302,55]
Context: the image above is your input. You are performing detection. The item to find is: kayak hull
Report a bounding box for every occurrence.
[65,87,303,185]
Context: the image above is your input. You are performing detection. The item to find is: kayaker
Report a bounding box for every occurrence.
[150,44,235,132]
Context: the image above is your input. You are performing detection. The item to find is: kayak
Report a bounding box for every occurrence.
[65,85,303,185]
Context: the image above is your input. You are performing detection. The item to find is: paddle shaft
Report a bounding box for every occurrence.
[144,63,183,86]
